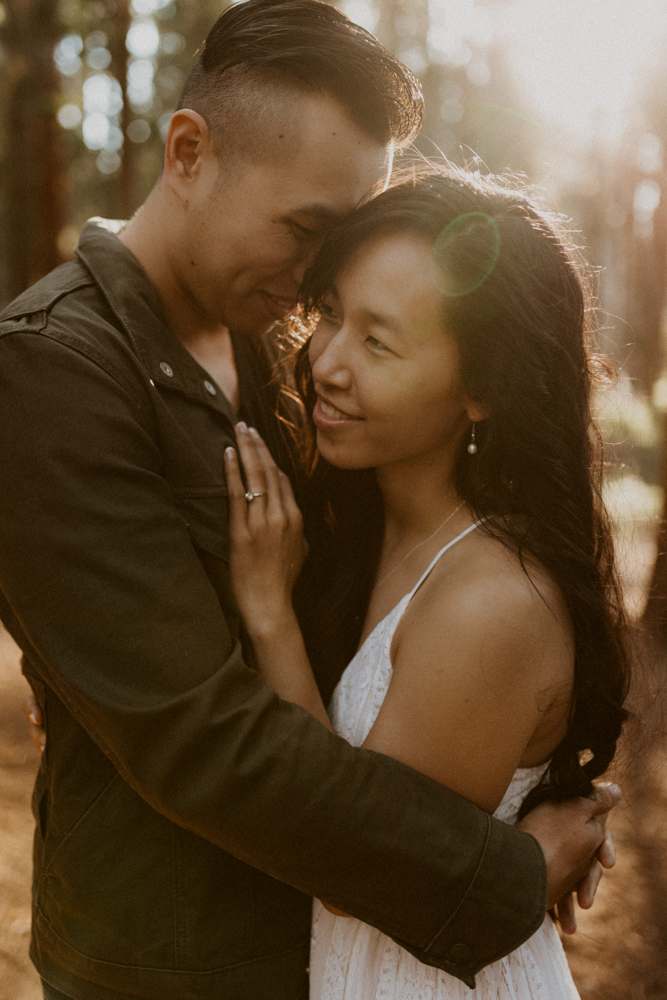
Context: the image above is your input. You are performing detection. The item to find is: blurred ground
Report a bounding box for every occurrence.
[0,490,665,999]
[0,628,41,1000]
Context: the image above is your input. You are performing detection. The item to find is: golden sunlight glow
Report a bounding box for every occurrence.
[499,0,667,143]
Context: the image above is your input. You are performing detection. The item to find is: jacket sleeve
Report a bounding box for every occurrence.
[0,329,547,985]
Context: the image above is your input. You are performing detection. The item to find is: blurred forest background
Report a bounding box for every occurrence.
[2,0,667,997]
[2,0,667,615]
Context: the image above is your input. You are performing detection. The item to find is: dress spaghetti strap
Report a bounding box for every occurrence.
[407,520,484,600]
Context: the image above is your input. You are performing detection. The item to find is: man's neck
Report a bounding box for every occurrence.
[181,328,240,412]
[119,194,240,411]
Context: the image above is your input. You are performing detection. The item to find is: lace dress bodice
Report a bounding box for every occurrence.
[309,524,580,1000]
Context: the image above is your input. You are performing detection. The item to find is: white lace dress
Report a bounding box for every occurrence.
[310,524,580,1000]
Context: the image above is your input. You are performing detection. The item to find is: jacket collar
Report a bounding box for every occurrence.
[75,218,238,427]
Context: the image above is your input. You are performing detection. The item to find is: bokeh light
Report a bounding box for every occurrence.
[87,47,112,71]
[82,112,110,150]
[132,0,173,14]
[54,34,83,76]
[637,133,663,175]
[127,119,151,143]
[82,74,123,117]
[634,179,661,239]
[57,104,82,130]
[126,18,160,59]
[160,31,185,56]
[127,59,155,108]
[96,150,122,175]
[158,110,174,141]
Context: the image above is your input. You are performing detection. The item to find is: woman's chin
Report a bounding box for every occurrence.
[315,433,372,471]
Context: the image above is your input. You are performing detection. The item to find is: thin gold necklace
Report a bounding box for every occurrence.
[375,501,465,590]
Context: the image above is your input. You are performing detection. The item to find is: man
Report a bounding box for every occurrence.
[2,3,615,999]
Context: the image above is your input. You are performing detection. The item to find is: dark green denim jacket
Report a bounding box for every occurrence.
[0,221,547,1000]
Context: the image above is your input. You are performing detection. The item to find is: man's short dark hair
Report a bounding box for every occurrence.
[178,0,424,158]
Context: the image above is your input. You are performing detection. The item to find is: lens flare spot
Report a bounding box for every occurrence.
[430,212,501,298]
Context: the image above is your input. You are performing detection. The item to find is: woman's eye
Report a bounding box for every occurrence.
[366,335,389,352]
[319,303,339,321]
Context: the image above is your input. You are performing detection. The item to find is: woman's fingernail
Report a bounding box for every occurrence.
[236,421,247,433]
[224,447,235,459]
[248,426,259,437]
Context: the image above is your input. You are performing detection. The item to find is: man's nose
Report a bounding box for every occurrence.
[291,235,327,287]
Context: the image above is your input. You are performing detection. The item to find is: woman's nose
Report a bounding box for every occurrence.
[310,331,352,389]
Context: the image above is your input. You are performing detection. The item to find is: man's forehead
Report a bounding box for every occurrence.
[283,152,391,218]
[280,96,389,186]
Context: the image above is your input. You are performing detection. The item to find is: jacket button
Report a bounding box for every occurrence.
[204,380,216,395]
[449,943,472,964]
[160,362,173,377]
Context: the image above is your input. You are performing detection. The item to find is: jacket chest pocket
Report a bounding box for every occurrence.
[172,487,239,634]
[172,486,229,558]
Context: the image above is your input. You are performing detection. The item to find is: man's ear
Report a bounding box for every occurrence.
[163,109,215,203]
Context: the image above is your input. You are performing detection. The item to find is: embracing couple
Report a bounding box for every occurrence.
[2,2,628,999]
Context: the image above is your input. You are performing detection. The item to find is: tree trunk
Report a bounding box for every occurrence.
[3,0,65,301]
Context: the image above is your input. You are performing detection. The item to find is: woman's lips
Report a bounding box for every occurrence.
[312,397,363,429]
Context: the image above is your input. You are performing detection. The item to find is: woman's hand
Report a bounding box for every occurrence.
[225,423,308,640]
[225,423,331,730]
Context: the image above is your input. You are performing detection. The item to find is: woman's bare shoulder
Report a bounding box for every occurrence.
[399,523,574,689]
[374,524,574,806]
[437,525,568,622]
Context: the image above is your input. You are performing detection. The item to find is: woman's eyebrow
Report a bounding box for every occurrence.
[361,307,406,339]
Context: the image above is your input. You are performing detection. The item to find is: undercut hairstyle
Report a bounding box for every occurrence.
[178,0,423,161]
[284,165,630,811]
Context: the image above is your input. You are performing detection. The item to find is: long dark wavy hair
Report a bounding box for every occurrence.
[281,164,630,809]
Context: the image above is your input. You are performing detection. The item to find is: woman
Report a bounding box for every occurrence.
[223,166,629,998]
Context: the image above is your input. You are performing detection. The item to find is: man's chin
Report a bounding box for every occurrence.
[227,294,297,342]
[227,310,277,343]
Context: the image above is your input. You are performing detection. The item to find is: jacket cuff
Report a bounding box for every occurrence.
[396,822,547,986]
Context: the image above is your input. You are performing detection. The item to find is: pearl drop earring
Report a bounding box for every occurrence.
[467,423,478,455]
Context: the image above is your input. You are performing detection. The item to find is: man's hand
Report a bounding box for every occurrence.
[518,782,621,933]
[551,824,616,933]
[23,693,45,754]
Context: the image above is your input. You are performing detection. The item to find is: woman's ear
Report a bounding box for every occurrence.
[465,401,489,423]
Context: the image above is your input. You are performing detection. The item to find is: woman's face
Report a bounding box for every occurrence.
[309,230,473,471]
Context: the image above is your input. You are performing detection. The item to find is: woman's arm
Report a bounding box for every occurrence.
[226,425,348,915]
[224,423,333,732]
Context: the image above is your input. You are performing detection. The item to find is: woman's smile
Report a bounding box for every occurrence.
[313,395,364,428]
